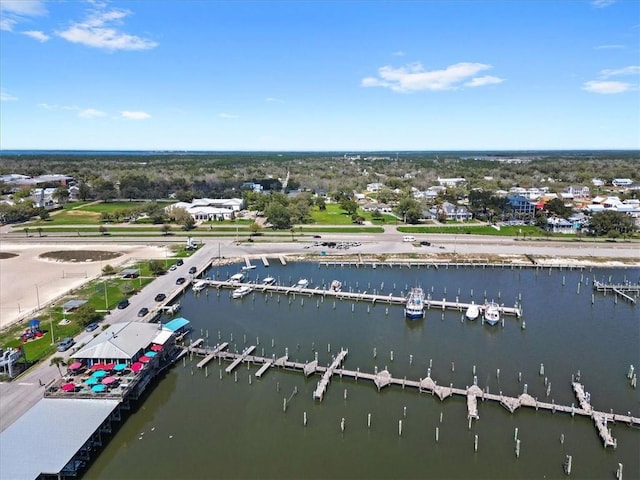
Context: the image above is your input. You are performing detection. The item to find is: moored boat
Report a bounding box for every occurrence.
[465,301,479,320]
[295,278,309,289]
[229,273,245,283]
[404,287,425,320]
[330,280,342,292]
[232,285,252,299]
[262,276,276,286]
[192,280,207,292]
[483,301,500,326]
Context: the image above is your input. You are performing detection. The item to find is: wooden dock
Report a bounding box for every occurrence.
[261,256,270,267]
[593,281,638,304]
[187,344,639,448]
[201,280,523,318]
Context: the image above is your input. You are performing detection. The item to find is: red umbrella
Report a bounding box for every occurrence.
[131,362,143,372]
[91,363,106,371]
[61,383,76,392]
[101,376,117,385]
[68,362,82,371]
[103,363,116,371]
[138,355,151,363]
[151,344,163,352]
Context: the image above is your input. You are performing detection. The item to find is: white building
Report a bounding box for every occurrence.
[165,198,244,222]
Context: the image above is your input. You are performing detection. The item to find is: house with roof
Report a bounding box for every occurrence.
[165,198,243,222]
[507,194,537,219]
[437,177,466,187]
[546,216,575,234]
[612,178,633,187]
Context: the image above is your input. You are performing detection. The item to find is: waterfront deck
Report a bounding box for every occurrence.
[186,343,640,448]
[201,280,523,318]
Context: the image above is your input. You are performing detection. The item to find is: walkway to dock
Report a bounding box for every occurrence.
[593,281,638,304]
[201,280,523,318]
[186,343,639,448]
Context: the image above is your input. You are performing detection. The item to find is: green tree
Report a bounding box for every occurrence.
[339,198,359,216]
[98,225,108,235]
[93,180,117,202]
[50,356,66,377]
[265,202,291,229]
[78,182,92,201]
[315,196,326,211]
[169,207,195,230]
[38,208,49,221]
[52,186,69,205]
[102,264,116,275]
[161,224,172,235]
[248,222,262,235]
[545,198,571,217]
[149,259,166,276]
[75,303,103,326]
[589,211,635,237]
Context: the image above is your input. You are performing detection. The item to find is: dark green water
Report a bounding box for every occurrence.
[86,263,639,479]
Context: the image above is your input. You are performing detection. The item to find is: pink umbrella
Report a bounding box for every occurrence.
[131,362,143,372]
[101,376,117,385]
[68,362,82,371]
[138,355,151,363]
[150,344,163,352]
[61,383,76,392]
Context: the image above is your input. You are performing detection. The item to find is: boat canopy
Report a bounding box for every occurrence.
[163,317,191,332]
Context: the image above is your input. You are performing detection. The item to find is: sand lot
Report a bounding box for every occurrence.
[0,243,168,330]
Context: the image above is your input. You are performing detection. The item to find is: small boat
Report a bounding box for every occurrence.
[330,280,342,292]
[192,280,207,292]
[483,301,500,326]
[165,303,181,315]
[229,273,245,283]
[465,301,479,320]
[295,278,309,289]
[404,287,425,320]
[232,285,252,298]
[262,276,276,286]
[242,265,256,271]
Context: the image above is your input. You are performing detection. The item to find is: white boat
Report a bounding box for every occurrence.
[295,278,309,289]
[242,265,256,271]
[192,280,207,292]
[330,280,342,292]
[483,302,500,326]
[232,285,252,298]
[229,273,245,283]
[404,287,425,320]
[262,276,276,286]
[465,301,479,320]
[165,303,181,315]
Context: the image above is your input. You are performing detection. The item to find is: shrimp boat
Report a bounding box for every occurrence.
[483,301,500,326]
[261,276,276,286]
[232,285,252,299]
[465,301,480,320]
[404,287,425,320]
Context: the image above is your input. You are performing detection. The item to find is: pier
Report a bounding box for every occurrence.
[201,280,523,318]
[593,281,638,304]
[186,343,639,448]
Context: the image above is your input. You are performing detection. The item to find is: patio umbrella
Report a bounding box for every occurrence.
[68,362,83,371]
[131,362,143,372]
[92,370,107,378]
[103,363,115,371]
[91,363,106,371]
[102,376,117,385]
[61,383,76,392]
[138,355,151,363]
[85,377,98,386]
[144,351,157,357]
[150,344,163,352]
[113,364,127,372]
[91,384,106,393]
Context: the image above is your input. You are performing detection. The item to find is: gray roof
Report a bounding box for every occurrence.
[62,299,88,311]
[72,322,162,360]
[0,398,119,479]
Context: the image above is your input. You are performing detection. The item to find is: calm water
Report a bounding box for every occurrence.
[86,262,639,479]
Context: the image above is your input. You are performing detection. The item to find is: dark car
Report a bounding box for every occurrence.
[176,259,184,266]
[56,337,75,352]
[313,234,322,238]
[85,322,99,332]
[188,266,197,274]
[154,293,166,302]
[176,277,186,285]
[137,307,149,317]
[117,299,130,309]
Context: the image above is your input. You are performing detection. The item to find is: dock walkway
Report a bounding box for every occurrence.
[188,345,639,448]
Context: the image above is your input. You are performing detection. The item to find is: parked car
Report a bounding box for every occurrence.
[154,293,166,302]
[176,277,186,285]
[188,266,197,274]
[137,307,149,317]
[313,235,322,238]
[57,337,75,352]
[85,322,99,332]
[117,299,130,309]
[176,259,184,266]
[169,265,177,271]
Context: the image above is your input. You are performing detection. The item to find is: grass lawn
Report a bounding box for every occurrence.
[399,224,553,237]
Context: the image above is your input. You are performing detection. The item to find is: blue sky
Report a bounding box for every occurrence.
[0,0,638,151]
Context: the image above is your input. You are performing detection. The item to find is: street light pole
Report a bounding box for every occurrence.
[35,284,40,310]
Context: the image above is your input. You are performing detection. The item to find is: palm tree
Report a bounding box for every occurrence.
[50,356,66,377]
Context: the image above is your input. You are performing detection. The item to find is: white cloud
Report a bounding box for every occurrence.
[392,51,406,57]
[265,97,284,103]
[121,111,151,120]
[78,108,107,118]
[218,113,240,119]
[57,7,158,51]
[591,0,616,7]
[600,66,640,77]
[0,0,47,31]
[23,30,50,42]
[582,81,633,94]
[594,44,625,50]
[1,89,18,101]
[361,62,503,92]
[464,75,505,87]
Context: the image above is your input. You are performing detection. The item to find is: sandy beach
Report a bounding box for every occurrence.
[0,242,169,330]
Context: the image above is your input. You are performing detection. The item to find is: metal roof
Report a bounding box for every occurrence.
[163,317,190,332]
[72,322,162,360]
[0,398,119,479]
[61,299,88,310]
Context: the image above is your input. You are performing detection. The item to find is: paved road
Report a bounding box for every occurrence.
[1,232,638,433]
